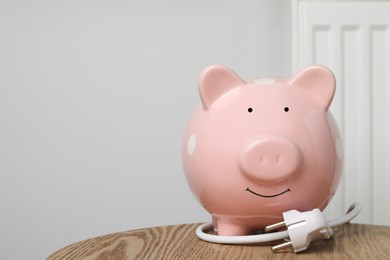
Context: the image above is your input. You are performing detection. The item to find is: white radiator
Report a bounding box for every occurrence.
[293,0,390,225]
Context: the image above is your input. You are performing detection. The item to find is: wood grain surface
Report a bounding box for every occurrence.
[47,223,390,260]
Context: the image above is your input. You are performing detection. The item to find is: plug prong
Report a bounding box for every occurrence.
[265,221,285,232]
[271,241,292,252]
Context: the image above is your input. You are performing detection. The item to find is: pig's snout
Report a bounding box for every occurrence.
[239,136,303,183]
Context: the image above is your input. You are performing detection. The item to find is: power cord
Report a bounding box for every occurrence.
[196,202,361,253]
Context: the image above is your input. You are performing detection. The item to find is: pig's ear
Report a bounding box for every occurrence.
[199,65,245,110]
[289,65,336,110]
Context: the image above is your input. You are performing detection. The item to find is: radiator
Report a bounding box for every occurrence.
[293,0,390,225]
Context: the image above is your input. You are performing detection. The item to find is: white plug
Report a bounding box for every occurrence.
[196,203,361,253]
[265,208,334,253]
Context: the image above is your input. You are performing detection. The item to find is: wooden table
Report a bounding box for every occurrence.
[47,223,390,259]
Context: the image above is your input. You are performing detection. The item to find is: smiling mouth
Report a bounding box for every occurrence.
[246,187,291,198]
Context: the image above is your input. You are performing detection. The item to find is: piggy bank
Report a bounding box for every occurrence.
[182,65,343,236]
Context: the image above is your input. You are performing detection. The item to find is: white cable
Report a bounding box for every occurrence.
[328,202,361,227]
[196,202,361,245]
[196,223,289,244]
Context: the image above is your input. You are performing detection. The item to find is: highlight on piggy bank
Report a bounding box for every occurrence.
[182,65,343,236]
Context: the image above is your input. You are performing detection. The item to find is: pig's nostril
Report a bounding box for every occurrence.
[276,155,281,163]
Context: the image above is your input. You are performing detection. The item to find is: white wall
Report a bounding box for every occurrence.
[0,1,290,259]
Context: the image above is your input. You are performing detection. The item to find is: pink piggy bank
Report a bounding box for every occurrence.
[182,65,343,236]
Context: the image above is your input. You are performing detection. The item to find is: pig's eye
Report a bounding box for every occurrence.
[284,107,289,112]
[248,107,253,113]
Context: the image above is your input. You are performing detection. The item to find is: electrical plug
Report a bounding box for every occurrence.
[265,208,334,253]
